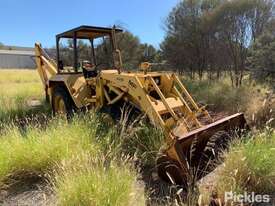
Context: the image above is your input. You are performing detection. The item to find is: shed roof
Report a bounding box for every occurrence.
[0,50,35,56]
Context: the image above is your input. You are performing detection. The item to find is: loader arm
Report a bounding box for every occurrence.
[99,70,247,185]
[100,71,211,133]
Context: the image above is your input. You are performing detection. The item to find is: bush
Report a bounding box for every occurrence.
[183,77,275,127]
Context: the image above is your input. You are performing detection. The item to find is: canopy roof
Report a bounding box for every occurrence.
[56,25,123,39]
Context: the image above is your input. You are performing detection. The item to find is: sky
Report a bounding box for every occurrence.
[0,0,179,48]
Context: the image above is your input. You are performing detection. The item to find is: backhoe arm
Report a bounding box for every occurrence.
[34,43,57,101]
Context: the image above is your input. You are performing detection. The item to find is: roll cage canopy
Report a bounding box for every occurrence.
[56,25,123,39]
[56,25,123,73]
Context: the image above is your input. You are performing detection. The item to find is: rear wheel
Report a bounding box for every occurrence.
[52,87,75,118]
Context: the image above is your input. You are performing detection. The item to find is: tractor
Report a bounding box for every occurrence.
[35,25,247,186]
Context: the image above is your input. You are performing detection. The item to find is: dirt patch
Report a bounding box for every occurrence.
[0,177,55,206]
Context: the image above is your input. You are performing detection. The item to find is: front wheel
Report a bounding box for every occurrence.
[52,87,75,118]
[156,154,187,186]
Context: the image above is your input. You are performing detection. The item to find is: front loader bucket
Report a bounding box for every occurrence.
[177,112,247,145]
[157,113,248,185]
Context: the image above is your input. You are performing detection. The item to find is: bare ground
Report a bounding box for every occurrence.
[0,177,55,206]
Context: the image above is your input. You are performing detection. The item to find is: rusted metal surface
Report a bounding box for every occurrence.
[177,113,247,142]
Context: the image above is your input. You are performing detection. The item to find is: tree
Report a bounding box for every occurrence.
[96,31,158,70]
[208,0,274,86]
[140,43,157,62]
[250,0,274,41]
[161,0,275,84]
[161,0,224,79]
[117,31,144,69]
[248,21,275,81]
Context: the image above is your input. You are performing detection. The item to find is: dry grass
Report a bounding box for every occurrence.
[0,114,144,206]
[0,69,42,97]
[184,77,275,128]
[210,130,275,204]
[0,69,41,83]
[0,69,49,122]
[0,69,274,205]
[54,154,144,206]
[0,116,98,184]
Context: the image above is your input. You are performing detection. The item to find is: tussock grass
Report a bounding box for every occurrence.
[0,116,99,184]
[0,114,145,205]
[115,119,164,166]
[215,130,275,198]
[94,108,164,166]
[54,154,144,206]
[184,78,266,112]
[124,125,164,165]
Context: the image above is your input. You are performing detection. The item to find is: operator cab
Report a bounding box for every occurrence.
[55,25,123,77]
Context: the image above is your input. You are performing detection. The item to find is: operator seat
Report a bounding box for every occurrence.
[82,60,97,78]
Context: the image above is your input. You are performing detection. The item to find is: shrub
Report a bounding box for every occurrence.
[183,77,274,127]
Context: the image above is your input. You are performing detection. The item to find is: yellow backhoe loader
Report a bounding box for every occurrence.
[35,25,247,185]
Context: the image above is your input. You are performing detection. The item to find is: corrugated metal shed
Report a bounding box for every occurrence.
[0,49,36,69]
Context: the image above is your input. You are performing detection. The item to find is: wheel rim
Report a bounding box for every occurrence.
[54,96,67,115]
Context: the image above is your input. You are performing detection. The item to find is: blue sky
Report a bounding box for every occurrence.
[0,0,179,48]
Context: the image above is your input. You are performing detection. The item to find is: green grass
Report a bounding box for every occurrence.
[0,114,144,205]
[0,69,153,205]
[0,116,99,183]
[0,69,50,122]
[55,155,143,206]
[183,77,266,112]
[215,130,275,197]
[96,117,165,166]
[0,69,274,205]
[120,124,164,166]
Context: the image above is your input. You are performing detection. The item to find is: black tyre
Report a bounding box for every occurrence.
[205,131,231,159]
[196,131,231,178]
[156,154,186,186]
[52,87,75,118]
